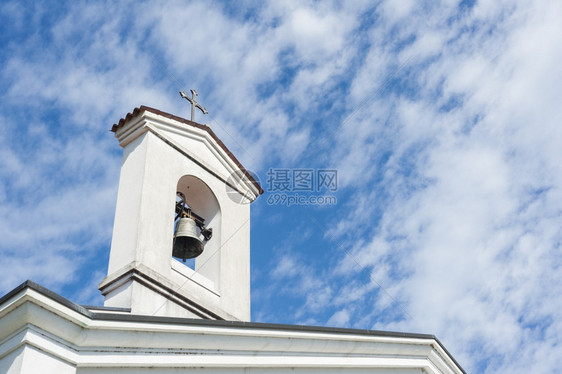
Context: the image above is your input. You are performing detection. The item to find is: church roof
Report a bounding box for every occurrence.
[0,280,466,373]
[1,280,426,339]
[111,105,263,195]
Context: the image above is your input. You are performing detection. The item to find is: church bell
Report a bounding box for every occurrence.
[173,217,204,261]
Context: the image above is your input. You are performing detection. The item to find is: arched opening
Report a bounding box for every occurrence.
[174,175,221,286]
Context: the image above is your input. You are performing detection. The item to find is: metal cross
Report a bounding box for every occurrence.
[179,89,208,122]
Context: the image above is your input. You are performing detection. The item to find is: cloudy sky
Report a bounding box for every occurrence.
[1,0,561,372]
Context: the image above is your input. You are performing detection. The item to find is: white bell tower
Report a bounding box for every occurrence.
[98,106,262,321]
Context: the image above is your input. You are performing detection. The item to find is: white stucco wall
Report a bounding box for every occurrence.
[101,109,258,321]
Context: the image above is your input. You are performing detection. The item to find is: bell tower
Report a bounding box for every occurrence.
[98,106,262,321]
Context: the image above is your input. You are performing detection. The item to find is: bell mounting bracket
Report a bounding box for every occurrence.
[175,192,213,241]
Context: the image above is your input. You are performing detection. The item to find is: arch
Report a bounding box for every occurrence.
[175,175,222,287]
[177,175,220,225]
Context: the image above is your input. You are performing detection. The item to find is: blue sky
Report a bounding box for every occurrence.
[1,1,562,372]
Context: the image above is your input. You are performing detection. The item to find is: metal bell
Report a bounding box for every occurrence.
[172,217,204,261]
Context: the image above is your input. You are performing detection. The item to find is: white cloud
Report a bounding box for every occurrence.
[283,7,346,61]
[327,308,350,327]
[323,1,562,372]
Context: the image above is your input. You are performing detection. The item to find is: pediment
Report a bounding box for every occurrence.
[111,106,262,201]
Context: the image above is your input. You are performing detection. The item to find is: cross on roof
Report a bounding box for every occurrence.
[179,89,208,122]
